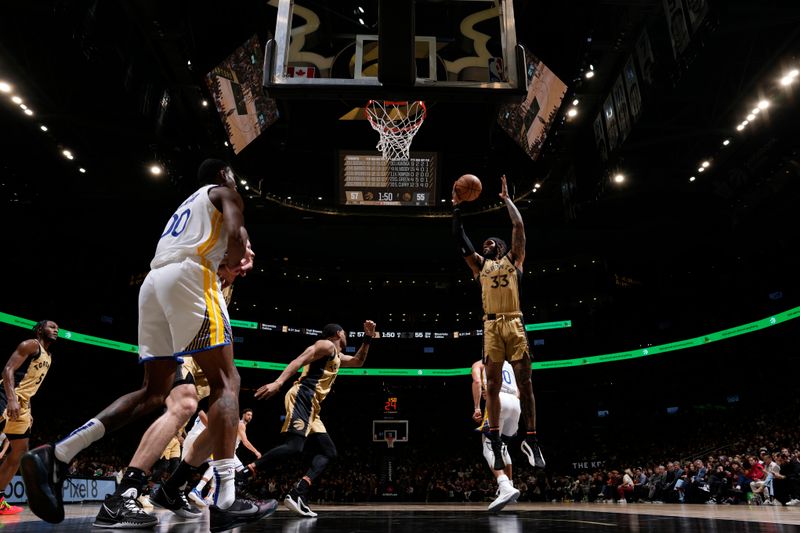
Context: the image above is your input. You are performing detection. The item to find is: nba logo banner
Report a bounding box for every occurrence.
[287,66,316,78]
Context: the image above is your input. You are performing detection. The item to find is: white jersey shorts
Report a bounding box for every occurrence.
[480,392,522,437]
[138,258,232,362]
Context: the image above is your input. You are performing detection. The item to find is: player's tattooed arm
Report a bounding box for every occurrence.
[500,175,526,268]
[254,340,335,399]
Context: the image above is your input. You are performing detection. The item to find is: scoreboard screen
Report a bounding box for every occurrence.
[339,151,437,206]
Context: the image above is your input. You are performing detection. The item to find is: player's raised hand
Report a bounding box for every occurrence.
[364,320,377,337]
[451,184,461,206]
[499,174,509,201]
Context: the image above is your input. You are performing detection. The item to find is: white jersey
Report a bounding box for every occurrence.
[151,185,228,271]
[482,361,518,396]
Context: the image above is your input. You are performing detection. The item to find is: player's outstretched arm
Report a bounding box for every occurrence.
[340,320,377,368]
[254,340,335,400]
[499,174,526,269]
[452,187,483,278]
[471,361,484,422]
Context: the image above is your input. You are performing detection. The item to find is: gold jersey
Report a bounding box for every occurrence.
[291,344,341,413]
[2,341,52,402]
[479,255,522,315]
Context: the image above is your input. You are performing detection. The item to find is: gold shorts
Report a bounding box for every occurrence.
[161,437,181,460]
[483,316,530,363]
[1,400,33,437]
[281,385,327,437]
[182,358,211,401]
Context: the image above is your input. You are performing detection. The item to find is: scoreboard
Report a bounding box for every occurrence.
[339,151,437,206]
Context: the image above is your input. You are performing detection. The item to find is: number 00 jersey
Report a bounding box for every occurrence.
[479,255,521,315]
[480,360,519,396]
[150,185,228,271]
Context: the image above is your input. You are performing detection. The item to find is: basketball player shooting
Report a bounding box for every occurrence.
[452,174,545,472]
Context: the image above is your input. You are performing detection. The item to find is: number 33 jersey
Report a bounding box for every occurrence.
[479,255,521,315]
[151,185,229,271]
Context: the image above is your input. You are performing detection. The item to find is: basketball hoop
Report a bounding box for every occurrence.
[365,100,426,161]
[384,429,397,449]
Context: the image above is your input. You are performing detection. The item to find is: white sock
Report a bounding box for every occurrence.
[497,474,510,487]
[55,418,105,464]
[195,466,214,491]
[209,458,236,509]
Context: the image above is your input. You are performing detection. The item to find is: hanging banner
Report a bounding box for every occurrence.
[593,112,608,161]
[664,0,691,59]
[684,0,709,33]
[603,94,619,152]
[612,74,631,142]
[623,56,642,121]
[635,29,656,85]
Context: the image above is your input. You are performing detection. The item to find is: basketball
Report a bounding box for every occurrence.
[454,174,482,202]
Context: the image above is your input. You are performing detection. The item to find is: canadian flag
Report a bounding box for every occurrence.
[287,66,316,78]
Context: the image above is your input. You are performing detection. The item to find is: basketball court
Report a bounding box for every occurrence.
[2,503,800,532]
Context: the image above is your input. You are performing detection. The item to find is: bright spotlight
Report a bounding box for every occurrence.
[585,70,595,79]
[358,17,366,25]
[689,176,696,182]
[736,124,745,131]
[40,125,48,132]
[701,161,710,168]
[698,167,705,172]
[201,100,208,107]
[613,174,624,183]
[567,108,578,117]
[0,81,11,93]
[534,182,541,189]
[62,149,74,160]
[78,167,86,174]
[357,6,365,13]
[746,113,755,121]
[149,164,163,176]
[23,109,33,116]
[722,139,730,146]
[240,179,247,185]
[11,96,22,105]
[572,98,579,106]
[19,104,27,110]
[757,100,769,109]
[780,75,795,86]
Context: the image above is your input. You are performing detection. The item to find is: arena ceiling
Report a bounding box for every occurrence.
[1,0,798,336]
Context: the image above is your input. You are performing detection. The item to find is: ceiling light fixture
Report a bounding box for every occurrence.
[567,108,578,117]
[23,109,33,116]
[722,139,730,146]
[79,167,86,174]
[39,125,48,132]
[0,81,11,93]
[149,164,163,176]
[572,99,579,106]
[757,99,770,109]
[11,96,22,105]
[613,173,624,183]
[585,70,595,79]
[746,113,755,121]
[701,161,710,168]
[689,176,696,182]
[62,149,74,160]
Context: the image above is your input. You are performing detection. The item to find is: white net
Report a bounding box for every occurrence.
[365,100,427,160]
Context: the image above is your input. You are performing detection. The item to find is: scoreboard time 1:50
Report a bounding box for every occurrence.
[339,151,438,207]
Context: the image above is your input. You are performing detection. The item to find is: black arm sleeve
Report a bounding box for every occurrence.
[452,207,476,257]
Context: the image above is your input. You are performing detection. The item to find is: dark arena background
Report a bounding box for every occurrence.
[2,1,800,532]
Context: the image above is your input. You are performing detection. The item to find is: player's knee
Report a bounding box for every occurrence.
[485,378,502,395]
